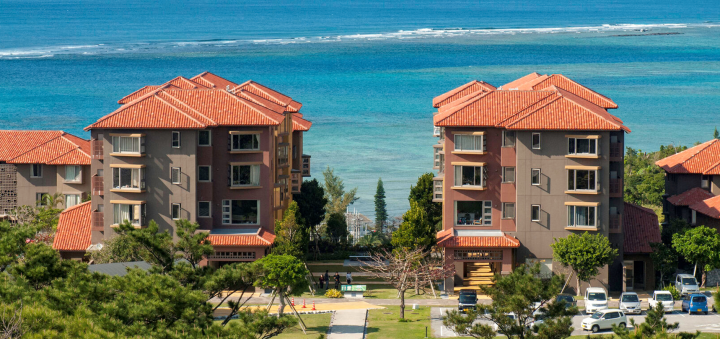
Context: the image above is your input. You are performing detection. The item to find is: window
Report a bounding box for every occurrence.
[198,166,211,182]
[293,145,298,159]
[231,134,260,151]
[171,167,181,185]
[65,194,80,208]
[454,134,485,152]
[198,130,211,146]
[502,130,515,147]
[567,169,597,191]
[231,165,260,186]
[222,200,259,225]
[691,210,697,225]
[454,165,486,187]
[455,201,492,226]
[36,193,47,206]
[172,131,181,148]
[65,165,81,183]
[567,205,597,228]
[502,203,515,219]
[701,175,710,188]
[531,205,541,222]
[531,169,541,186]
[171,203,181,219]
[97,204,104,212]
[532,133,541,149]
[568,138,598,155]
[502,167,515,183]
[112,167,144,190]
[198,201,211,218]
[112,135,142,154]
[31,164,42,178]
[113,203,145,226]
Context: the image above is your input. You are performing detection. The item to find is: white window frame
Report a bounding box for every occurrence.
[64,165,82,183]
[454,134,485,152]
[230,164,260,187]
[111,135,143,154]
[567,205,597,228]
[65,194,81,208]
[112,167,145,190]
[113,203,145,226]
[222,199,260,225]
[31,164,42,178]
[230,133,260,151]
[531,205,541,222]
[502,167,515,183]
[171,167,181,185]
[172,131,181,148]
[171,203,181,220]
[567,137,598,156]
[198,130,212,146]
[454,165,485,187]
[502,130,516,148]
[502,202,515,220]
[531,168,541,186]
[198,201,211,218]
[532,133,541,150]
[198,165,212,182]
[454,200,492,226]
[567,169,598,192]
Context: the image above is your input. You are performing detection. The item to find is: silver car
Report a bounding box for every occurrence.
[675,274,700,296]
[619,292,642,314]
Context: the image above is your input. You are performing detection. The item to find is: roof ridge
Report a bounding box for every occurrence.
[434,90,495,124]
[545,74,617,108]
[221,90,284,124]
[61,200,92,213]
[159,90,218,126]
[153,93,209,128]
[86,85,167,130]
[496,91,557,127]
[551,86,628,132]
[59,135,91,159]
[503,94,563,128]
[7,133,64,162]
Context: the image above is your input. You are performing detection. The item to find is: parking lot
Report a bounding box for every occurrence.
[430,307,720,337]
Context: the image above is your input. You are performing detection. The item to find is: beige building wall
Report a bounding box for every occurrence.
[16,164,57,207]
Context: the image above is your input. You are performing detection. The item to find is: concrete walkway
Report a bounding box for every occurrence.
[328,309,368,339]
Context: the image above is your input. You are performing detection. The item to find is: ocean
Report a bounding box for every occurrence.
[1,0,720,218]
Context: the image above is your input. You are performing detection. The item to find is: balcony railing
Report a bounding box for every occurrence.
[91,175,104,196]
[92,139,103,160]
[91,211,104,231]
[609,178,623,198]
[609,214,622,233]
[433,126,441,137]
[609,143,622,161]
[301,154,311,177]
[291,172,301,194]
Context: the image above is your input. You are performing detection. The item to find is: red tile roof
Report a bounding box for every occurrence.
[207,229,275,247]
[231,80,302,112]
[0,130,90,165]
[191,71,239,90]
[499,72,543,90]
[667,187,715,206]
[623,203,661,254]
[117,76,207,104]
[292,115,312,131]
[433,80,496,108]
[655,139,720,175]
[52,201,92,252]
[689,195,720,219]
[436,228,520,248]
[511,74,618,109]
[434,90,554,127]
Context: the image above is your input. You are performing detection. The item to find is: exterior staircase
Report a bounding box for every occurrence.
[462,262,495,287]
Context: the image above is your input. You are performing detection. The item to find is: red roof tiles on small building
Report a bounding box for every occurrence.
[207,229,276,247]
[667,187,715,206]
[433,80,496,108]
[0,131,90,165]
[623,203,661,254]
[655,139,720,175]
[689,195,720,219]
[52,201,92,252]
[436,228,520,248]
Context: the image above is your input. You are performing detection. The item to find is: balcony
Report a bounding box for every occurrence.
[92,139,103,160]
[432,178,443,202]
[609,143,622,161]
[301,154,311,177]
[291,171,301,194]
[433,126,441,137]
[609,178,623,198]
[91,211,104,231]
[609,214,622,233]
[91,175,104,196]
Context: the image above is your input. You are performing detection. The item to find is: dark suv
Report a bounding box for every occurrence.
[458,289,478,313]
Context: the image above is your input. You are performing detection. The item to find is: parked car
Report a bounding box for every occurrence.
[458,289,478,313]
[585,287,609,314]
[648,290,674,312]
[492,312,516,332]
[556,294,577,309]
[675,274,701,296]
[619,292,642,315]
[581,309,627,333]
[681,294,708,314]
[527,309,546,330]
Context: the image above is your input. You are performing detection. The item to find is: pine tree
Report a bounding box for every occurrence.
[374,178,388,232]
[714,126,719,139]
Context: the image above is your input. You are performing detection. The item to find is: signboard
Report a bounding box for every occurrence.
[341,285,367,292]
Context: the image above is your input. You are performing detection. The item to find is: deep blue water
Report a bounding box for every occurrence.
[1,0,720,217]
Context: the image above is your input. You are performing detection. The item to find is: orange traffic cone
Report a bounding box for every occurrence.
[291,297,295,306]
[302,299,307,308]
[312,302,316,311]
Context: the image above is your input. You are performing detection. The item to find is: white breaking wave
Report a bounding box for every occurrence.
[0,23,717,59]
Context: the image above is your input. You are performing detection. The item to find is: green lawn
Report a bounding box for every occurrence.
[366,305,432,339]
[217,312,331,338]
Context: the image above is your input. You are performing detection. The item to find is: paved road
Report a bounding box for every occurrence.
[327,309,368,339]
[431,307,720,338]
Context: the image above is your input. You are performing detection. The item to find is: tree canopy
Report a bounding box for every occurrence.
[322,166,358,217]
[374,178,388,231]
[550,232,617,295]
[672,225,720,286]
[294,178,327,228]
[624,145,686,208]
[272,201,308,258]
[391,199,435,250]
[253,254,309,316]
[408,172,442,230]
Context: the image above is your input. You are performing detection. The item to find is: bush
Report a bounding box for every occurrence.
[663,285,681,300]
[714,286,720,312]
[324,289,343,298]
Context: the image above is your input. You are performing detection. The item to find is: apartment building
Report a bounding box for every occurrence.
[53,72,312,263]
[656,139,720,231]
[432,73,657,293]
[0,130,91,215]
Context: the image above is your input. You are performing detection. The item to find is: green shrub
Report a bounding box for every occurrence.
[663,285,681,300]
[324,289,343,298]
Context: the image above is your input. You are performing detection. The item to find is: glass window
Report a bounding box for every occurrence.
[31,164,42,178]
[222,200,259,225]
[112,168,143,190]
[454,165,485,187]
[531,205,541,222]
[567,205,597,227]
[65,194,80,208]
[622,294,639,302]
[502,130,515,147]
[113,203,144,226]
[198,166,211,182]
[171,167,181,184]
[36,193,47,206]
[171,203,181,219]
[198,130,211,146]
[568,169,597,191]
[502,203,515,219]
[231,165,260,186]
[198,201,211,217]
[568,138,598,155]
[502,167,515,183]
[455,201,492,226]
[112,136,141,153]
[454,134,485,152]
[231,134,260,151]
[172,131,181,148]
[588,292,606,301]
[532,133,541,149]
[65,165,81,182]
[531,169,541,185]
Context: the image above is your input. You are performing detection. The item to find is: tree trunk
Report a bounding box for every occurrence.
[278,290,286,317]
[576,276,581,297]
[694,263,697,277]
[701,269,707,287]
[399,289,405,319]
[414,274,419,295]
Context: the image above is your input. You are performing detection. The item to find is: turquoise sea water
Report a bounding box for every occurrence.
[1,0,720,217]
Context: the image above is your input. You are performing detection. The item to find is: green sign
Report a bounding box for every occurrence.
[341,285,367,292]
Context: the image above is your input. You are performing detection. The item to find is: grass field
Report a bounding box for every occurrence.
[366,305,432,339]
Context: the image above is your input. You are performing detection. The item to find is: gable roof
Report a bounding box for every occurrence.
[231,80,302,112]
[0,130,91,165]
[655,139,720,175]
[52,201,92,252]
[689,195,720,219]
[499,72,543,90]
[433,80,496,108]
[117,76,208,104]
[667,187,715,206]
[292,115,312,131]
[190,71,238,90]
[434,90,555,127]
[623,203,661,254]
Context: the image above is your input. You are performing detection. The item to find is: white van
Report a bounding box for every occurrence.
[585,287,609,314]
